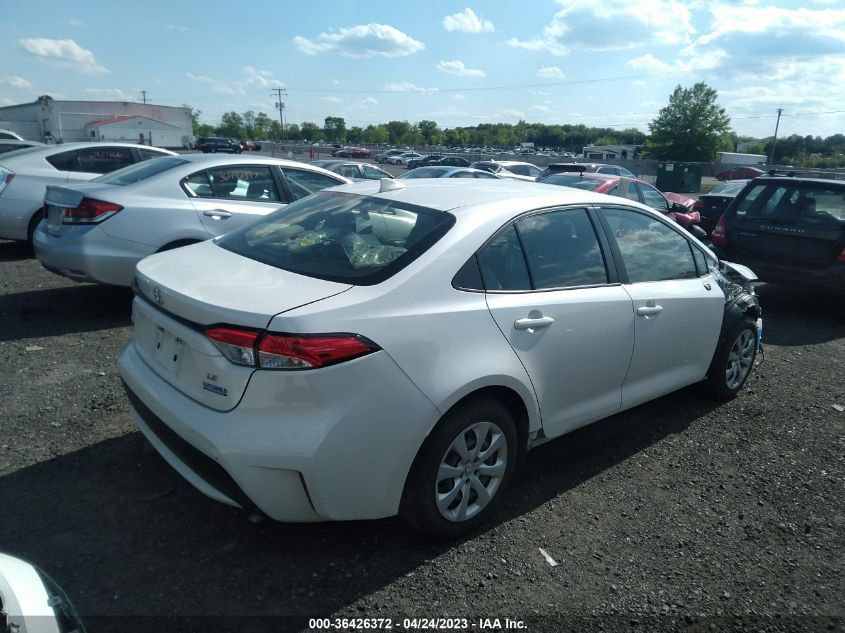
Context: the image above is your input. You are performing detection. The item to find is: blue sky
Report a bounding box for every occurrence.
[2,0,844,138]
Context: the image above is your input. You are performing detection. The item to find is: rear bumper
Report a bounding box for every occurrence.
[713,252,845,292]
[33,224,150,286]
[118,338,441,522]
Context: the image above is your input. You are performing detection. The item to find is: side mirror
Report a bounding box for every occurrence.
[671,202,688,213]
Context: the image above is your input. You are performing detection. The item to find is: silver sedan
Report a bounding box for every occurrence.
[34,154,350,286]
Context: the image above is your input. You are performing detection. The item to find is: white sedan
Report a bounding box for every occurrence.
[119,178,761,538]
[387,151,422,166]
[0,142,175,242]
[34,154,349,287]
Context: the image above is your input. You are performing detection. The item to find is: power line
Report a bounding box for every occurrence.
[139,90,148,104]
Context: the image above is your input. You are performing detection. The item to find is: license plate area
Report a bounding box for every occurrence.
[46,205,64,235]
[153,325,186,375]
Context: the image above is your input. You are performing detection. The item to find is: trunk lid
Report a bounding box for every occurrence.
[132,240,352,410]
[43,184,121,236]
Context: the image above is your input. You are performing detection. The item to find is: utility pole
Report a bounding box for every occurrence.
[270,87,287,141]
[139,90,148,104]
[769,107,783,166]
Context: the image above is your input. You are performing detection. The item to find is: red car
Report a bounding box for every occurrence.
[715,166,765,181]
[538,171,700,229]
[332,146,372,158]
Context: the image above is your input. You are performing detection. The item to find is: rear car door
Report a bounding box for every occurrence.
[597,206,724,408]
[482,207,635,438]
[186,165,287,236]
[725,180,845,271]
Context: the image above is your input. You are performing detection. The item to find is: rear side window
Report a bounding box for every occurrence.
[515,209,607,289]
[138,148,169,161]
[601,207,698,283]
[46,149,79,171]
[94,156,188,186]
[185,166,280,201]
[281,168,345,200]
[217,191,455,285]
[478,226,531,291]
[362,165,388,180]
[336,165,360,179]
[75,147,134,173]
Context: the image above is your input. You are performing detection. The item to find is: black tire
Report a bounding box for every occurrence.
[705,316,758,399]
[400,397,519,540]
[27,210,43,244]
[157,239,200,253]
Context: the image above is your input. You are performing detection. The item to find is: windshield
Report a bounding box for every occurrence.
[398,167,452,178]
[541,174,606,191]
[93,156,188,185]
[217,191,455,285]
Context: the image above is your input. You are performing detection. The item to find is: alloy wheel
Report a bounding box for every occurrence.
[725,329,755,390]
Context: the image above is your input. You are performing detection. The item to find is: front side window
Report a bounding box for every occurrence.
[75,146,134,173]
[281,168,345,200]
[515,208,607,289]
[217,191,454,285]
[601,207,698,283]
[638,183,669,211]
[185,166,280,201]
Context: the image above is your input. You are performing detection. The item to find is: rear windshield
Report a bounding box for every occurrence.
[541,174,605,191]
[400,167,451,178]
[736,182,845,226]
[93,156,188,185]
[217,191,455,285]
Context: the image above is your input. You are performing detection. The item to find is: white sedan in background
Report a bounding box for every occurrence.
[34,154,349,286]
[119,178,761,539]
[0,142,175,242]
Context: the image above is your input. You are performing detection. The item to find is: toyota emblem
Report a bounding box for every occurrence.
[152,286,163,306]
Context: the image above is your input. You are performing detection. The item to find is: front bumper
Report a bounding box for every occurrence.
[33,224,152,286]
[118,339,441,522]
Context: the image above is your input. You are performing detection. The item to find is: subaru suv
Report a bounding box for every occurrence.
[712,172,845,292]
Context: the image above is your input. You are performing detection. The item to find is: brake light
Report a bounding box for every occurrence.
[205,327,379,369]
[837,246,845,263]
[712,214,727,246]
[62,197,122,224]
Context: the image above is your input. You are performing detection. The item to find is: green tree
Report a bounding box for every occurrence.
[286,123,301,141]
[323,116,347,143]
[269,120,283,140]
[241,110,256,138]
[218,111,245,138]
[363,124,389,144]
[253,112,272,140]
[644,82,732,161]
[418,120,441,145]
[347,126,364,143]
[386,120,412,145]
[300,122,323,141]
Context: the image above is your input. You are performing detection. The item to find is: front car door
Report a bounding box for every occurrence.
[596,205,724,408]
[481,207,635,438]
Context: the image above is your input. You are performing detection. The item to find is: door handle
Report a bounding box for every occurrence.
[636,305,664,316]
[203,209,232,220]
[514,316,555,331]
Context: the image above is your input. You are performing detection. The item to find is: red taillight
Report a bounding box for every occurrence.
[837,247,845,263]
[205,327,378,369]
[62,197,122,224]
[712,214,727,246]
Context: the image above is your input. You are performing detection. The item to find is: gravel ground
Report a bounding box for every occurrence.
[0,239,842,633]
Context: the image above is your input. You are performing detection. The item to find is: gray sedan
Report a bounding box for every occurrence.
[311,160,393,181]
[34,154,350,287]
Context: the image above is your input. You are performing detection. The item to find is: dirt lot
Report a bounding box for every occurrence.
[0,239,842,633]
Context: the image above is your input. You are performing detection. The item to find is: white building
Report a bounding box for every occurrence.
[581,144,641,160]
[0,98,192,148]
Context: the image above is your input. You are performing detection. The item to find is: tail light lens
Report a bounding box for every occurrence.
[712,214,727,246]
[62,197,123,224]
[205,327,379,370]
[0,167,14,196]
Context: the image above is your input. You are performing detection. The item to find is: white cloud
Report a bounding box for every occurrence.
[361,97,378,105]
[384,82,438,93]
[84,88,136,101]
[18,37,108,75]
[69,18,84,27]
[2,76,32,90]
[509,0,693,55]
[631,80,647,86]
[320,96,343,104]
[536,65,564,79]
[186,67,283,96]
[0,97,14,106]
[293,24,424,58]
[499,108,526,119]
[531,105,553,114]
[698,5,845,48]
[436,60,485,78]
[442,8,494,33]
[626,48,729,74]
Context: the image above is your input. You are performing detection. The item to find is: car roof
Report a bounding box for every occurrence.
[328,177,641,216]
